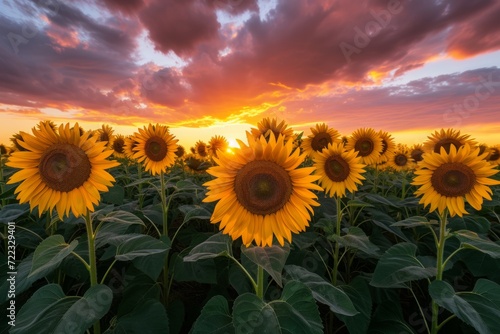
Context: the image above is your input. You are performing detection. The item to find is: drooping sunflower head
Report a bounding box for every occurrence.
[185,155,210,172]
[195,140,208,158]
[487,145,500,165]
[0,143,9,156]
[203,133,322,247]
[410,144,425,163]
[377,130,396,164]
[10,133,26,152]
[346,128,383,165]
[388,148,414,172]
[424,128,476,154]
[302,123,340,157]
[97,124,115,147]
[132,124,178,175]
[250,117,295,143]
[176,145,186,158]
[412,144,500,217]
[208,135,229,158]
[112,135,126,158]
[313,142,366,198]
[6,122,119,219]
[476,144,490,160]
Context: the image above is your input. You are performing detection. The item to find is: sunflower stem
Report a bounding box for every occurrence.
[431,209,448,334]
[332,196,343,286]
[256,265,265,300]
[160,170,171,305]
[84,210,101,334]
[137,162,144,209]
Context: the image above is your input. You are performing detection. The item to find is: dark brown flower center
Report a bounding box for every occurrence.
[394,154,408,166]
[434,138,462,154]
[176,146,185,158]
[355,138,374,157]
[39,143,91,192]
[489,148,499,161]
[380,140,388,155]
[431,162,475,197]
[311,132,332,152]
[145,136,168,161]
[197,144,207,157]
[234,160,292,215]
[0,144,7,155]
[99,131,110,142]
[325,156,350,182]
[411,148,424,162]
[113,138,125,154]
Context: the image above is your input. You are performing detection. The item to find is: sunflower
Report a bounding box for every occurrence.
[410,144,425,163]
[0,143,9,156]
[10,133,26,152]
[313,142,366,198]
[250,117,295,142]
[185,155,210,172]
[195,140,208,158]
[208,135,229,158]
[111,134,126,158]
[176,145,186,158]
[412,144,500,217]
[37,120,57,132]
[203,133,322,247]
[346,128,383,165]
[123,135,139,159]
[6,122,119,219]
[377,130,396,163]
[132,124,178,175]
[476,144,490,160]
[302,123,340,157]
[97,124,115,147]
[487,145,500,165]
[424,128,475,154]
[387,148,413,172]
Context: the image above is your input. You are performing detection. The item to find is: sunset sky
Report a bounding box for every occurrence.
[1,0,500,150]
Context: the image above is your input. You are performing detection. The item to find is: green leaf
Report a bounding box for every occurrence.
[52,285,113,333]
[132,236,171,280]
[191,295,235,334]
[285,265,358,316]
[101,185,125,205]
[364,193,399,207]
[178,204,211,223]
[0,203,29,223]
[337,277,372,334]
[29,235,78,278]
[429,279,500,334]
[106,299,169,334]
[95,210,145,248]
[232,281,323,334]
[241,244,290,287]
[330,226,380,257]
[391,216,435,228]
[12,284,112,334]
[448,215,491,234]
[454,230,500,258]
[370,242,436,288]
[346,199,374,208]
[183,233,232,262]
[1,254,35,302]
[115,234,169,261]
[369,301,416,333]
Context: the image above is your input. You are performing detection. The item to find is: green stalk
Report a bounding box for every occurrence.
[256,265,265,300]
[160,170,170,305]
[84,210,100,334]
[431,209,448,334]
[332,196,343,285]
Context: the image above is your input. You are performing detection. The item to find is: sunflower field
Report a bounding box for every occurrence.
[1,119,500,334]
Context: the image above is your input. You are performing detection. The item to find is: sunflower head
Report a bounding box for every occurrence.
[313,142,366,198]
[250,117,295,142]
[203,133,322,247]
[410,144,425,163]
[112,135,126,158]
[302,123,340,157]
[123,136,139,159]
[388,148,414,172]
[132,124,178,175]
[412,144,500,217]
[176,145,186,158]
[10,133,26,152]
[195,140,208,158]
[0,144,10,156]
[97,124,115,147]
[6,122,119,219]
[424,128,476,154]
[37,120,57,132]
[208,135,229,158]
[346,128,383,165]
[377,130,396,164]
[487,145,500,165]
